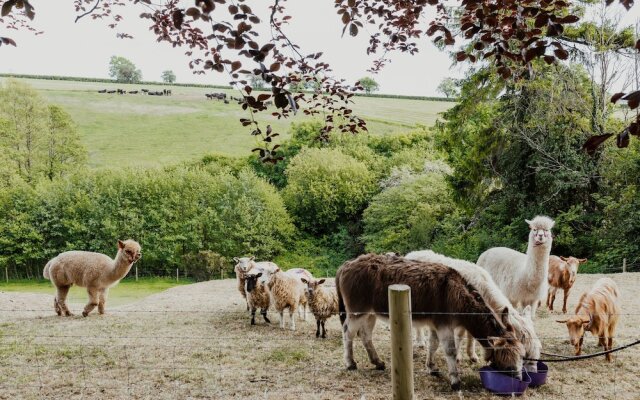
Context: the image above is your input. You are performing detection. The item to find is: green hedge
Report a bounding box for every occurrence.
[0,73,232,89]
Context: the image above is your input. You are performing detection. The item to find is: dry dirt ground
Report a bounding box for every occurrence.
[1,273,639,399]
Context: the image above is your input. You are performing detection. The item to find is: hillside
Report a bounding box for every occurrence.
[0,77,455,168]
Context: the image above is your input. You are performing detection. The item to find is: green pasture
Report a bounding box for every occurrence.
[0,277,191,306]
[0,77,454,168]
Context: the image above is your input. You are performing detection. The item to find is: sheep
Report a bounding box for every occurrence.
[556,277,620,361]
[233,256,278,310]
[336,254,525,390]
[300,278,338,338]
[43,239,141,317]
[547,255,587,314]
[405,249,541,372]
[477,215,555,317]
[267,268,307,330]
[285,268,313,321]
[244,271,271,325]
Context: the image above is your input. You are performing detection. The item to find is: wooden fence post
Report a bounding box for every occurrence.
[623,258,627,273]
[135,266,138,282]
[4,266,8,284]
[389,284,414,400]
[176,268,179,283]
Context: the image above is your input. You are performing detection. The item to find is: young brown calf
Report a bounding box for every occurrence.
[547,255,587,313]
[557,277,620,361]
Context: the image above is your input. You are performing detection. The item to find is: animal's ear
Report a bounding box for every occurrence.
[233,257,239,262]
[525,219,533,227]
[487,337,506,348]
[318,279,326,285]
[578,258,587,264]
[301,278,308,284]
[559,256,568,262]
[256,272,262,278]
[274,267,280,273]
[555,319,569,324]
[118,240,125,249]
[250,256,255,261]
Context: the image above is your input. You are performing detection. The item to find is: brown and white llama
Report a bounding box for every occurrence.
[43,239,141,317]
[477,216,555,317]
[336,254,525,390]
[405,249,541,372]
[547,255,587,314]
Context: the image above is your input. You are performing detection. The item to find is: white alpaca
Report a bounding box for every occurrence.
[405,249,541,372]
[476,216,555,317]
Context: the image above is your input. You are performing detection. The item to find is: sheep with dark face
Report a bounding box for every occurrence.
[233,256,278,311]
[244,271,271,325]
[336,254,525,390]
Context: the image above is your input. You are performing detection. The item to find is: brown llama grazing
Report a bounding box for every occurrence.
[556,277,620,361]
[336,254,525,390]
[547,255,587,313]
[43,240,141,317]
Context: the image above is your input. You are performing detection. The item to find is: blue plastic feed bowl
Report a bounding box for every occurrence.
[479,366,531,396]
[527,361,548,387]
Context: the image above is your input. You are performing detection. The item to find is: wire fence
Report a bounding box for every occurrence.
[1,304,639,399]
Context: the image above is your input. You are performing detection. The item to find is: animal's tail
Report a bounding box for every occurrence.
[336,269,346,326]
[43,260,52,280]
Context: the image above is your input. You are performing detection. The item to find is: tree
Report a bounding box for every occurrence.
[437,78,459,99]
[108,56,142,83]
[45,105,87,180]
[250,75,266,90]
[0,79,48,182]
[1,0,638,159]
[161,70,176,84]
[359,77,379,94]
[0,80,87,183]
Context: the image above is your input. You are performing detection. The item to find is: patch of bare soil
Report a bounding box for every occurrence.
[1,274,639,399]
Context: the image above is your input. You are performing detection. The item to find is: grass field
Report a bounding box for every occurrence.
[1,273,638,399]
[0,278,191,307]
[0,77,454,168]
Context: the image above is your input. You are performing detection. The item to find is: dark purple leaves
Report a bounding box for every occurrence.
[582,134,614,155]
[616,130,630,148]
[623,91,640,109]
[274,93,288,108]
[611,92,626,103]
[0,37,17,47]
[172,9,184,30]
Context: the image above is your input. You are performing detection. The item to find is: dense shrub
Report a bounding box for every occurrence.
[0,168,294,278]
[362,172,456,254]
[283,148,377,232]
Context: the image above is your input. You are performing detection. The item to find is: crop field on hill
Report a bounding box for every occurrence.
[1,272,638,399]
[0,77,454,168]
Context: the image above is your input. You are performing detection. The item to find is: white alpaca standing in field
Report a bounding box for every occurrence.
[477,216,554,317]
[405,249,541,371]
[43,240,142,317]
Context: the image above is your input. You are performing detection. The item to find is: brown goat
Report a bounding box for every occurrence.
[336,254,525,390]
[556,277,620,361]
[547,255,587,313]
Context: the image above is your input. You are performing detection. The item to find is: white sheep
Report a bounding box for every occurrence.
[405,249,541,372]
[286,267,313,321]
[476,215,555,317]
[267,268,307,330]
[300,278,338,338]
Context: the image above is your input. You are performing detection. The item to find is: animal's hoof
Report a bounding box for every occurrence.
[82,311,89,317]
[470,356,479,363]
[375,362,386,371]
[321,334,327,339]
[316,332,320,338]
[264,318,271,324]
[430,370,441,377]
[346,364,357,371]
[251,320,256,325]
[451,382,461,391]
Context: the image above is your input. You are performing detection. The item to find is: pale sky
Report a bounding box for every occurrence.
[1,1,638,96]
